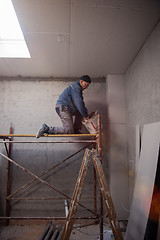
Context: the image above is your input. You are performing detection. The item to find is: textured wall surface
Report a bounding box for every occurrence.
[0,77,108,218]
[107,75,129,219]
[125,22,160,203]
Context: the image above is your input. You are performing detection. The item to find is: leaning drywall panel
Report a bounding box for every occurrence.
[125,122,160,240]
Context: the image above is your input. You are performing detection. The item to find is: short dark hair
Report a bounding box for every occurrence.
[80,75,91,83]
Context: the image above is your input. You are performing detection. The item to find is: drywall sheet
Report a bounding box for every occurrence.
[125,122,160,240]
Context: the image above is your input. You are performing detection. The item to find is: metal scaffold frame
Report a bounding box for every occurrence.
[0,115,104,239]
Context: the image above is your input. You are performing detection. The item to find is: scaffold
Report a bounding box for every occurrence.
[0,115,104,239]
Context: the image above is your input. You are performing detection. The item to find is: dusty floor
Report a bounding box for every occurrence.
[0,220,126,240]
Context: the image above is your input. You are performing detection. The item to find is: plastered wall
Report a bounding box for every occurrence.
[106,75,129,220]
[125,22,160,204]
[0,77,108,218]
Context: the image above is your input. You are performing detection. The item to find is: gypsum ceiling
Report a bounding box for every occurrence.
[0,0,160,79]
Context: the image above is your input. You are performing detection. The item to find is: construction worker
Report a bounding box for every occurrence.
[36,75,91,138]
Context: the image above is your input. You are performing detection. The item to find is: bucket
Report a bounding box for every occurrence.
[82,111,98,134]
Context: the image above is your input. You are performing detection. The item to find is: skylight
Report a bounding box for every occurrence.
[0,0,31,58]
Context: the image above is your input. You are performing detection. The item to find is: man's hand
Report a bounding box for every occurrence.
[83,112,95,122]
[88,112,95,119]
[83,117,89,121]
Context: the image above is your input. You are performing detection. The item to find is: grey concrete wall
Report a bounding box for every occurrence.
[124,22,160,203]
[106,75,129,220]
[0,77,108,218]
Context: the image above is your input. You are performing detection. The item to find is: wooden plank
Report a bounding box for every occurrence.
[0,134,97,137]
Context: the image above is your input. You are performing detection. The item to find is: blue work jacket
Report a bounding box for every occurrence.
[57,81,88,118]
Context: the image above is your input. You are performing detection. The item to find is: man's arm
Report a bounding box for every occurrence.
[71,87,88,118]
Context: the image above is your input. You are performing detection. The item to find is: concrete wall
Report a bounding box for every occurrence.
[0,77,108,218]
[106,75,129,219]
[125,22,160,203]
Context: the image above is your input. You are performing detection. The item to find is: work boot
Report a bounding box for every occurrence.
[36,123,49,138]
[48,126,55,134]
[74,129,82,134]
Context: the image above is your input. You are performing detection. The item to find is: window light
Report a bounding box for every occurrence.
[0,0,31,58]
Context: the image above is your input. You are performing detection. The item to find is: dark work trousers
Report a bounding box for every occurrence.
[48,104,83,134]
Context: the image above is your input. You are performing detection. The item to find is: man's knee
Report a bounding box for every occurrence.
[66,127,74,134]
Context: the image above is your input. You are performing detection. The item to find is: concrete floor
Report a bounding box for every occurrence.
[0,220,123,240]
[0,222,45,240]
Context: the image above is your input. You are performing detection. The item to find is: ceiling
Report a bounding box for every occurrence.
[0,0,160,79]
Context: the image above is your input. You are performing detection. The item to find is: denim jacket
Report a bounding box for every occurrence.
[57,81,88,117]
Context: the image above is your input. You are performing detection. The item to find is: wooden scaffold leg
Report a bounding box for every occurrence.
[91,150,123,240]
[60,148,92,240]
[61,148,124,240]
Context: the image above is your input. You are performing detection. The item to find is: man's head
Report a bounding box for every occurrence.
[80,75,91,90]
